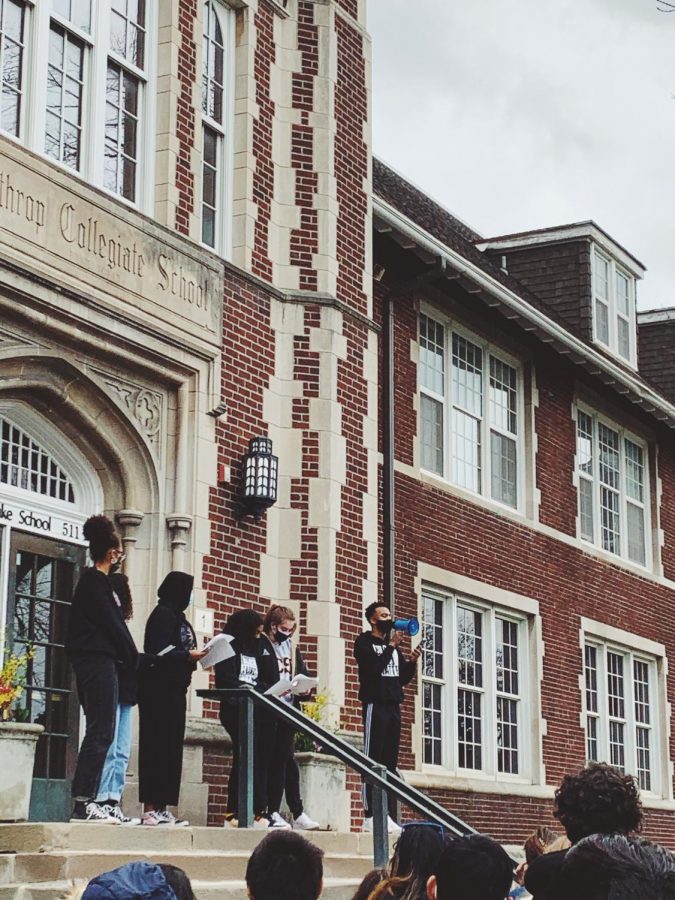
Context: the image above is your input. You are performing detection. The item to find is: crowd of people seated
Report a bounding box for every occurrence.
[62,761,675,899]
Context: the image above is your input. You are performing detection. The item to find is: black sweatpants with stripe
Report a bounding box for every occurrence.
[361,701,400,817]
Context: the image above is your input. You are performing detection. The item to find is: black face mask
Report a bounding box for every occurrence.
[275,629,293,643]
[109,561,121,575]
[375,619,394,635]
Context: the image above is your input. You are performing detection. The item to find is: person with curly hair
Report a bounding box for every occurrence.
[524,763,643,900]
[370,821,446,900]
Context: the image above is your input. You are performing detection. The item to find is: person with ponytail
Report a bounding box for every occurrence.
[66,515,139,823]
[137,572,206,826]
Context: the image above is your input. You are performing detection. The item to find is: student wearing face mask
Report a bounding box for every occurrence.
[215,609,286,829]
[353,603,421,833]
[261,606,320,831]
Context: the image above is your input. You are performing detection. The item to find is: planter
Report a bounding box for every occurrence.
[282,751,349,831]
[0,721,43,821]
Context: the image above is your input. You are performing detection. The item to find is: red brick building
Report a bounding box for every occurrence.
[0,0,672,844]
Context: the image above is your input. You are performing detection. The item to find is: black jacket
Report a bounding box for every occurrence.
[141,572,196,692]
[66,567,137,670]
[353,632,416,703]
[215,636,280,703]
[524,849,569,900]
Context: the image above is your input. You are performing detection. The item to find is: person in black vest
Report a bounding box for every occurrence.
[66,515,139,823]
[215,608,286,829]
[137,572,206,826]
[353,602,421,834]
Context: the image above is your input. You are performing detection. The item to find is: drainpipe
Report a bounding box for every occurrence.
[382,293,396,615]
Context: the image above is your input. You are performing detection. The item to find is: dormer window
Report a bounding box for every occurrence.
[593,248,636,367]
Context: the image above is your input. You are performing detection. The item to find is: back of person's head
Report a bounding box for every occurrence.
[157,866,195,900]
[245,831,324,900]
[349,867,385,900]
[83,515,120,564]
[81,862,181,899]
[554,763,643,844]
[370,822,445,900]
[523,826,562,865]
[559,833,675,900]
[430,834,513,900]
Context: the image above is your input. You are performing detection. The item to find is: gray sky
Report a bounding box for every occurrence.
[368,0,675,311]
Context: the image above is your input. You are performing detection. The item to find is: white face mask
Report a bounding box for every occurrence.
[188,590,194,606]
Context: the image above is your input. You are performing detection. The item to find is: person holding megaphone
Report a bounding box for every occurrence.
[353,603,422,833]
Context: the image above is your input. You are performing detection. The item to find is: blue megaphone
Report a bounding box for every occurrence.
[393,617,420,637]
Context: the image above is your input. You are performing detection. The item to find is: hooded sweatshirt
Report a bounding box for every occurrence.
[142,572,197,691]
[65,568,138,670]
[82,862,176,900]
[353,632,416,703]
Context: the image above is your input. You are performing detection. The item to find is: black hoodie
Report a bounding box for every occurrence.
[65,567,138,669]
[142,572,197,691]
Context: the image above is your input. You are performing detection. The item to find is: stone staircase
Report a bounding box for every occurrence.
[0,823,378,899]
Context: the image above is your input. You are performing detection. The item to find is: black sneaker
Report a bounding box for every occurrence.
[101,803,140,825]
[70,801,119,824]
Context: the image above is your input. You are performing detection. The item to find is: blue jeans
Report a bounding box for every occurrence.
[96,704,133,802]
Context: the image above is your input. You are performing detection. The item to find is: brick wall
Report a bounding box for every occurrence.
[175,0,198,235]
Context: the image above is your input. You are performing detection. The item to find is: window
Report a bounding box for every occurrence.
[584,640,659,793]
[592,249,636,366]
[0,416,75,502]
[576,407,649,566]
[420,312,522,509]
[3,2,152,206]
[422,590,529,779]
[0,0,26,138]
[201,0,231,250]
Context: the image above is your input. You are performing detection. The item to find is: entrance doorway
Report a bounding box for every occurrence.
[6,532,85,821]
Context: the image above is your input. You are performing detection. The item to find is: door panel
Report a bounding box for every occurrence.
[6,532,85,822]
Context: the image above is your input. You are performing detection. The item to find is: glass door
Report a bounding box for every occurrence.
[6,532,85,821]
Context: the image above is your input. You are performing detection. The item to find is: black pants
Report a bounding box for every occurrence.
[267,722,303,819]
[220,703,277,817]
[361,701,400,817]
[138,680,187,807]
[71,655,119,801]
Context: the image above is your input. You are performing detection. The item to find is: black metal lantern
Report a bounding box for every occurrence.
[236,437,279,521]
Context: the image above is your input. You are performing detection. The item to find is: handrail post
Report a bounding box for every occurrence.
[371,764,389,869]
[237,689,254,828]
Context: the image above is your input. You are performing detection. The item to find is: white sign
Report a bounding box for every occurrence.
[0,498,85,543]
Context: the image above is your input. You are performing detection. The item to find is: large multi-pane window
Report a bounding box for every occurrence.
[583,640,659,793]
[421,590,529,779]
[420,312,522,509]
[576,407,649,567]
[201,0,231,250]
[0,0,26,137]
[0,2,151,206]
[593,249,637,367]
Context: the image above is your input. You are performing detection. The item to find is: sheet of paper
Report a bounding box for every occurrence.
[264,674,318,697]
[199,633,235,669]
[157,644,175,657]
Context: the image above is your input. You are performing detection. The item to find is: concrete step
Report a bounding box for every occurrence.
[0,877,362,900]
[0,823,374,856]
[11,849,370,883]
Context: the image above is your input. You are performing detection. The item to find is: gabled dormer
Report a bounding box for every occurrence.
[476,222,645,372]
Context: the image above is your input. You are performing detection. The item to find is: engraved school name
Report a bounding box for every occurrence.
[0,170,210,312]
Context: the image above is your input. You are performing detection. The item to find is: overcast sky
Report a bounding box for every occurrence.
[368,0,675,311]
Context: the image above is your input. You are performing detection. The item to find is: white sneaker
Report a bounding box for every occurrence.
[253,815,271,829]
[157,809,189,827]
[70,801,119,824]
[292,812,320,831]
[101,804,140,826]
[268,811,292,830]
[141,810,165,827]
[361,816,401,834]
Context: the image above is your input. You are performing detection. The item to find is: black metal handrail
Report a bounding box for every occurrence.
[197,686,475,866]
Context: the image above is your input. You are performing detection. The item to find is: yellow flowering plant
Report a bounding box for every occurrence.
[0,645,34,721]
[295,691,331,752]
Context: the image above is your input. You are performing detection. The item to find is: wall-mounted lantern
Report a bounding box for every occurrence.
[235,437,278,521]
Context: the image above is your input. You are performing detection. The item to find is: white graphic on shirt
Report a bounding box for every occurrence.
[239,655,259,686]
[373,644,399,678]
[273,639,293,702]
